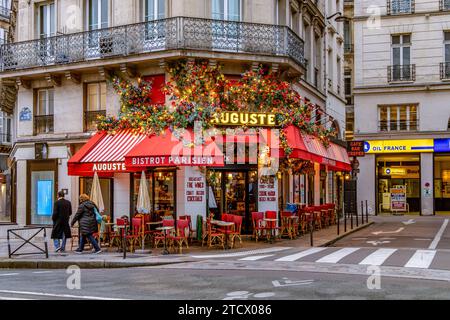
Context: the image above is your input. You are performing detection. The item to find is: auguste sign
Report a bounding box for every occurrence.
[211,112,277,127]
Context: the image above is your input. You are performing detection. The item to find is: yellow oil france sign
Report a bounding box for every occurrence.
[364,139,434,153]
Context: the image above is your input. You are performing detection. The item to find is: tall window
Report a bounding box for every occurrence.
[337,56,342,94]
[378,105,418,132]
[328,48,333,89]
[144,0,164,21]
[443,32,450,79]
[389,0,413,14]
[88,0,108,31]
[391,34,411,81]
[0,28,7,45]
[344,69,352,104]
[38,2,56,39]
[344,20,352,52]
[85,82,106,131]
[0,112,11,143]
[35,89,54,134]
[212,0,241,21]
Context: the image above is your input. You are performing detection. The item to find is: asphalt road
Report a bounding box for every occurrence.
[0,266,449,300]
[333,215,450,249]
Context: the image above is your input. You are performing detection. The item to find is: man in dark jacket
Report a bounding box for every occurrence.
[51,190,72,253]
[71,194,102,254]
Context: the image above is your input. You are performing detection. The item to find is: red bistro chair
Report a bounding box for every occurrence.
[265,211,281,241]
[169,219,190,254]
[154,219,175,249]
[230,215,243,248]
[251,212,266,242]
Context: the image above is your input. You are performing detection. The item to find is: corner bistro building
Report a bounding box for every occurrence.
[67,115,351,234]
[357,138,450,216]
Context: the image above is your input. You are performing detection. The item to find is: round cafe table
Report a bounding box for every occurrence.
[156,226,174,255]
[264,218,278,244]
[212,220,235,250]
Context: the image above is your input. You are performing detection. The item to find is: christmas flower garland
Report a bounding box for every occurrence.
[97,59,335,156]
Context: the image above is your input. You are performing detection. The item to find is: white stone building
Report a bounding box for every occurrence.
[354,0,450,215]
[0,0,348,229]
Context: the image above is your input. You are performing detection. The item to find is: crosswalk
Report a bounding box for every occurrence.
[193,247,450,271]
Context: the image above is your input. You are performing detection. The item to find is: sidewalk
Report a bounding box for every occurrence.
[0,219,373,269]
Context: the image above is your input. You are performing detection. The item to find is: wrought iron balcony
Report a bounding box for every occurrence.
[388,64,416,83]
[34,115,54,135]
[387,0,415,15]
[85,110,106,132]
[0,17,305,73]
[440,62,450,80]
[440,0,450,11]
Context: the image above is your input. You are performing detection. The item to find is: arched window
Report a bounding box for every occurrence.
[331,120,341,139]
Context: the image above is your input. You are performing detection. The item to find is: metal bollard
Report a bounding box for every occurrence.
[344,203,347,233]
[123,226,127,260]
[337,209,340,236]
[351,207,354,230]
[366,200,369,223]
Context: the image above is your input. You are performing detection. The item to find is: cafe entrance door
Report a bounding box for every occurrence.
[208,168,258,234]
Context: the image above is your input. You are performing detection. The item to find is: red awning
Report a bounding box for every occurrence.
[301,134,351,171]
[125,128,225,167]
[282,125,351,171]
[68,130,148,176]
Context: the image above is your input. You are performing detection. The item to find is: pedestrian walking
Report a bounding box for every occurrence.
[71,194,102,254]
[51,190,72,253]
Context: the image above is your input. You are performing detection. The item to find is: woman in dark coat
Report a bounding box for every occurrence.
[71,194,102,254]
[51,190,72,253]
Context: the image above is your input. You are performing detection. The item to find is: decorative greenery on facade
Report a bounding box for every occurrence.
[97,59,335,156]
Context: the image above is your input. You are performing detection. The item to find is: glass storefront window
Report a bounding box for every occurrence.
[434,155,450,213]
[0,173,11,223]
[376,155,420,214]
[80,177,112,218]
[154,171,175,218]
[31,171,54,225]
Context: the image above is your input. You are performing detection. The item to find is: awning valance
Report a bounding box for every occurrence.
[125,128,225,167]
[281,125,351,171]
[68,130,148,176]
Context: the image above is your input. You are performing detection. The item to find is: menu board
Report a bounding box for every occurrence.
[390,186,407,212]
[259,175,277,202]
[186,176,205,202]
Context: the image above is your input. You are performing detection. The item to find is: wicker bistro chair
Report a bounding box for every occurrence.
[168,219,190,254]
[154,219,175,249]
[202,218,225,249]
[251,212,266,242]
[230,215,243,248]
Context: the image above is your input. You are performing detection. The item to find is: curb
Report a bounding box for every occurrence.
[319,221,375,247]
[0,259,194,270]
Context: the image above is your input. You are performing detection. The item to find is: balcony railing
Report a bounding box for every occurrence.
[34,115,54,135]
[378,120,418,132]
[0,17,305,73]
[387,0,415,15]
[388,64,416,82]
[0,6,10,20]
[85,110,106,132]
[440,0,450,11]
[440,62,450,80]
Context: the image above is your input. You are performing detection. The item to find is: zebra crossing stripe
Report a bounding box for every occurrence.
[316,248,360,264]
[404,250,436,269]
[239,255,275,261]
[275,248,327,262]
[359,249,397,266]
